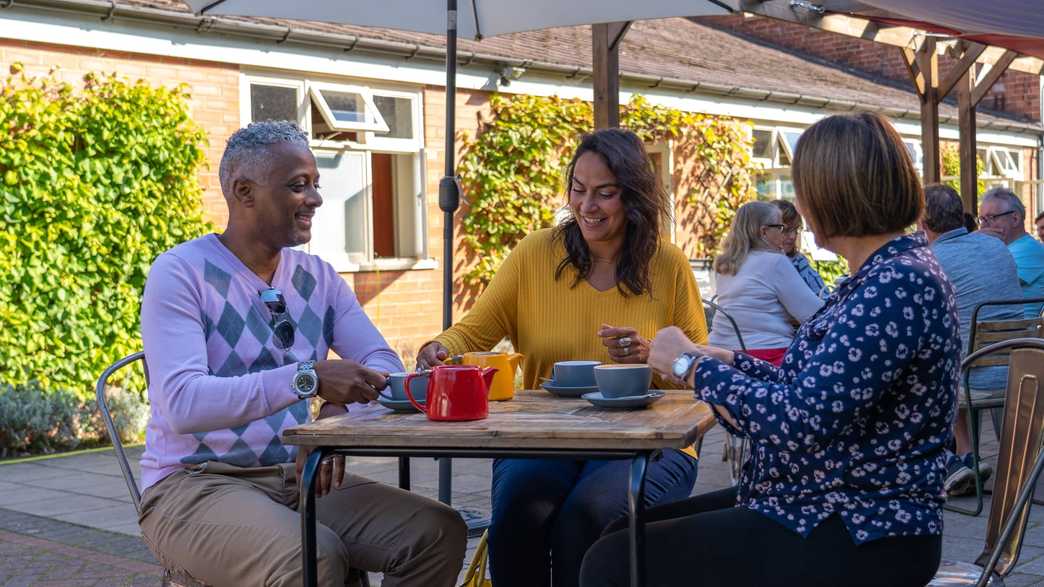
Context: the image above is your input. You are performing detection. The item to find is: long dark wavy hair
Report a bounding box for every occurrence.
[553,129,669,297]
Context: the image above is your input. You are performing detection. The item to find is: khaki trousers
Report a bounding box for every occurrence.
[139,462,467,587]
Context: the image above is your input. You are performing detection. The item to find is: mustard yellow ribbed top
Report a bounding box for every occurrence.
[435,228,709,390]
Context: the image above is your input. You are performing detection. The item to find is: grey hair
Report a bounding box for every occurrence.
[982,186,1026,221]
[714,201,781,276]
[218,121,309,196]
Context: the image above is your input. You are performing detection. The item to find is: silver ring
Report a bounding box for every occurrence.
[619,337,633,348]
[321,457,334,466]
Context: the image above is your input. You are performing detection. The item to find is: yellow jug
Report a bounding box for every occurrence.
[462,352,524,401]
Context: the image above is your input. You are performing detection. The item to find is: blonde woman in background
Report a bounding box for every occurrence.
[709,201,823,365]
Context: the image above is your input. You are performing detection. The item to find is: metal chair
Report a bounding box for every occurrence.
[949,298,1044,516]
[97,352,372,587]
[703,300,749,484]
[929,338,1044,586]
[97,352,208,587]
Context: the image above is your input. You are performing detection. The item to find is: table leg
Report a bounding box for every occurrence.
[627,452,650,587]
[300,447,327,587]
[398,457,411,490]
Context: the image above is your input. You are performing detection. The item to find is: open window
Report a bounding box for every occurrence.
[243,73,429,272]
[308,82,388,134]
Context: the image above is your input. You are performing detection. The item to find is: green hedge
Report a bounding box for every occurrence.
[0,65,211,398]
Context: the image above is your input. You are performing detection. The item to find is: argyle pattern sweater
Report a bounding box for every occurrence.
[139,234,403,490]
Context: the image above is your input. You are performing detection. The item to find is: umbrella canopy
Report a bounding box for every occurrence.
[185,0,730,39]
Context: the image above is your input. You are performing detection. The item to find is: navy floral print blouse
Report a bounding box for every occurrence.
[692,234,959,544]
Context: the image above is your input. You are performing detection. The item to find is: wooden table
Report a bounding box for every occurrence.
[284,389,716,587]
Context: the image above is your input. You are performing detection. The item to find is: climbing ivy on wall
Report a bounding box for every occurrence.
[0,65,211,397]
[456,94,758,288]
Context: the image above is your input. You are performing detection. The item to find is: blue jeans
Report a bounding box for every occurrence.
[488,449,698,587]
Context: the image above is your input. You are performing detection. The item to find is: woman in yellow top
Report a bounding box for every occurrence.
[417,129,707,587]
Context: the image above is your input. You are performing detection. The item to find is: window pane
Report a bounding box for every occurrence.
[373,95,414,139]
[251,84,298,122]
[319,90,368,124]
[782,131,802,157]
[752,129,773,159]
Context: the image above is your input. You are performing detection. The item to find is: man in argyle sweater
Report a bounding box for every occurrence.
[137,121,465,586]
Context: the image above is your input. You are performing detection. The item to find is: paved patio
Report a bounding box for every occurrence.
[2,423,1044,585]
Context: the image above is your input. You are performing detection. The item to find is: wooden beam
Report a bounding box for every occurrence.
[971,50,1019,106]
[938,42,986,99]
[957,67,978,215]
[593,22,627,129]
[901,47,924,97]
[917,39,941,184]
[736,1,1044,76]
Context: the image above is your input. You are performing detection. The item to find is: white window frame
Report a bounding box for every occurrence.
[988,146,1022,180]
[364,88,425,152]
[240,75,307,127]
[308,81,389,133]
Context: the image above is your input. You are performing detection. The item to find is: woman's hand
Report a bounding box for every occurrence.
[648,327,700,378]
[598,324,649,364]
[416,341,450,370]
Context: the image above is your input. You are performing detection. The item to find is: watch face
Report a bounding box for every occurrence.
[294,373,316,395]
[672,356,691,378]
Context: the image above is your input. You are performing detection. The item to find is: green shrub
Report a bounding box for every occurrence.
[0,65,211,398]
[811,258,850,289]
[0,382,92,457]
[0,382,147,457]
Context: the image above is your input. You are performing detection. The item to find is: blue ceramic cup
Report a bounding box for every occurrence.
[552,360,601,387]
[594,364,652,398]
[385,372,428,402]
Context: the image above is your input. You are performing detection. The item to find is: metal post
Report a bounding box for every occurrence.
[437,0,461,507]
[300,448,326,587]
[627,453,650,587]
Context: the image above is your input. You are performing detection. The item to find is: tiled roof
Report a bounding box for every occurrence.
[38,1,1044,132]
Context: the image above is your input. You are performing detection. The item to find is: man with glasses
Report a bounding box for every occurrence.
[137,121,466,586]
[920,184,1022,496]
[978,187,1044,317]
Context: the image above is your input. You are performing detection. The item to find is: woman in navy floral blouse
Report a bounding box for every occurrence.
[581,113,959,587]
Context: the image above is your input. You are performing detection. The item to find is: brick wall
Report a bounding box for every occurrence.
[0,39,238,226]
[706,15,1041,123]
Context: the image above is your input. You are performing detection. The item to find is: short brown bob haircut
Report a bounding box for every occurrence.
[792,112,923,239]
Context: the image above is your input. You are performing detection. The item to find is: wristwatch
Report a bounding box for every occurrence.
[292,361,319,399]
[671,352,702,381]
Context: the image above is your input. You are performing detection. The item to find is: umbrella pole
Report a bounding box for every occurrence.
[437,0,459,509]
[434,0,490,538]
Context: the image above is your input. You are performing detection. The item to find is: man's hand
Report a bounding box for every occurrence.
[416,341,450,370]
[295,403,347,497]
[313,359,387,405]
[598,324,649,364]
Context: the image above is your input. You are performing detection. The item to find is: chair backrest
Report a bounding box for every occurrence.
[968,338,1044,576]
[95,351,149,514]
[968,299,1044,368]
[703,299,747,352]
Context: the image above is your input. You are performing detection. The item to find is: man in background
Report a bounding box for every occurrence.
[978,187,1044,317]
[920,184,1023,496]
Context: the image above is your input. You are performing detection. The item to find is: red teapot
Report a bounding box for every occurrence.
[405,365,497,421]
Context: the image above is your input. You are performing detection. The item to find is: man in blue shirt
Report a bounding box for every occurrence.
[979,187,1044,317]
[921,184,1023,496]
